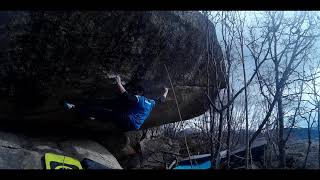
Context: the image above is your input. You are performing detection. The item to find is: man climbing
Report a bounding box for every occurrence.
[63,75,169,131]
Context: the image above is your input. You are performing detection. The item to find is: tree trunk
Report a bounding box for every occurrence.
[214,111,223,169]
[226,59,231,169]
[278,94,286,168]
[205,11,215,169]
[226,107,231,169]
[240,35,250,169]
[303,122,312,169]
[226,103,231,168]
[266,117,271,168]
[274,56,285,168]
[210,108,215,167]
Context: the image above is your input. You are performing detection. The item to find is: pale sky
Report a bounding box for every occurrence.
[209,11,320,128]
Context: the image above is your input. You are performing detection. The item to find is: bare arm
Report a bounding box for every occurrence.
[162,87,169,99]
[115,75,126,94]
[115,75,138,104]
[155,86,169,103]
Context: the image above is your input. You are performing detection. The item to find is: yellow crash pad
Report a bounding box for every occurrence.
[44,153,83,170]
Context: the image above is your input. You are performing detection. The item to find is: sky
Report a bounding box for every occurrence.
[208,11,320,128]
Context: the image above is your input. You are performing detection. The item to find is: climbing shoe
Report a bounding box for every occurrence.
[64,101,75,110]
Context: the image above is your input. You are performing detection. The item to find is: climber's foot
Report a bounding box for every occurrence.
[64,101,75,110]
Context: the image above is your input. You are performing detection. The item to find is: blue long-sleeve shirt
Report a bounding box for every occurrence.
[121,91,165,129]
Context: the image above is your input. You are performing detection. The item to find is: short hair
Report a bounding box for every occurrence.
[134,85,145,95]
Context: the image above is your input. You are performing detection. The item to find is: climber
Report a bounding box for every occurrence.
[63,75,169,131]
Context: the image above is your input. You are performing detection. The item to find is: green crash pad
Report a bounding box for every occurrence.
[44,153,83,170]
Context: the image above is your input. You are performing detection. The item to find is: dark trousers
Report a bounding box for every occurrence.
[74,97,133,131]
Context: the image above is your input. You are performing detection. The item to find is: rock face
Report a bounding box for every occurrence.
[139,136,180,169]
[0,131,122,169]
[113,133,181,169]
[0,11,225,132]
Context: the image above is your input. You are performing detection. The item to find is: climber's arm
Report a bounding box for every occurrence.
[115,75,138,104]
[122,92,139,104]
[154,87,169,104]
[115,75,126,94]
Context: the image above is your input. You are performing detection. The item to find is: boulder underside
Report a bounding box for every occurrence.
[0,11,225,132]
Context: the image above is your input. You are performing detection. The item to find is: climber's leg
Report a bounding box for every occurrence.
[111,112,133,132]
[81,95,124,111]
[64,101,111,122]
[77,105,133,131]
[90,108,133,132]
[63,100,133,131]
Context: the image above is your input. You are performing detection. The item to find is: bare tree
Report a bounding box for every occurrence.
[303,61,320,168]
[310,66,320,169]
[246,11,320,168]
[300,111,316,168]
[234,12,250,169]
[206,11,270,168]
[203,11,320,169]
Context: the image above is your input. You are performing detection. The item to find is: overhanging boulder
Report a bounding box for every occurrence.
[0,11,225,132]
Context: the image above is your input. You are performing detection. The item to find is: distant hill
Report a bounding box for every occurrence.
[284,128,319,140]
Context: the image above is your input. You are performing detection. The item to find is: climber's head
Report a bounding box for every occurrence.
[134,85,145,96]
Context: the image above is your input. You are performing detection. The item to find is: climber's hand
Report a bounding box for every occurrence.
[163,86,169,93]
[162,86,169,99]
[115,75,121,84]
